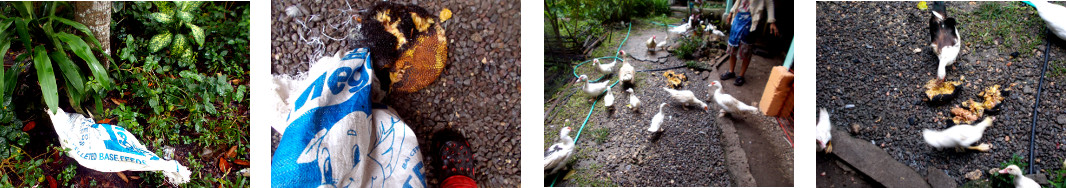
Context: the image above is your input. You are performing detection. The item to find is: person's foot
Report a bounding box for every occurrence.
[734,76,745,86]
[433,129,476,185]
[720,72,736,80]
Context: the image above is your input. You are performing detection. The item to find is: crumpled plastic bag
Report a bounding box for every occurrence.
[46,109,191,185]
[271,48,425,187]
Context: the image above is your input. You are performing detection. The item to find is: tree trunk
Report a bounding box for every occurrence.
[74,2,110,57]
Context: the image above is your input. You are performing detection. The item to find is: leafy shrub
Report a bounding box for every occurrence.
[673,37,702,59]
[553,0,662,24]
[0,1,113,113]
[146,1,205,68]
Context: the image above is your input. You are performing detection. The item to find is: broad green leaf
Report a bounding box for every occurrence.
[32,46,59,114]
[178,70,202,82]
[0,18,13,33]
[149,12,173,24]
[0,35,8,99]
[64,79,84,110]
[13,18,31,50]
[154,1,174,14]
[13,2,33,19]
[51,16,102,48]
[6,53,29,96]
[49,51,85,92]
[203,97,216,114]
[187,23,205,47]
[148,31,172,53]
[181,1,203,11]
[176,11,193,23]
[171,34,188,55]
[55,32,112,90]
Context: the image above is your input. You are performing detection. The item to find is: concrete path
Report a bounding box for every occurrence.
[830,130,931,188]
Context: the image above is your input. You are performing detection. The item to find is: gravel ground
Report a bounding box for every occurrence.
[544,21,793,186]
[816,1,1066,184]
[270,0,521,186]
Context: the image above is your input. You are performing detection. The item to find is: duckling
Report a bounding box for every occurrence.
[662,87,709,111]
[922,117,995,152]
[647,103,667,132]
[626,88,641,110]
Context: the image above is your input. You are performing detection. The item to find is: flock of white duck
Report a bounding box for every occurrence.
[815,1,1066,187]
[546,46,762,175]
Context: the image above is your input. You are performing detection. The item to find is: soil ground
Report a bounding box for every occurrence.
[544,17,793,186]
[816,1,1066,186]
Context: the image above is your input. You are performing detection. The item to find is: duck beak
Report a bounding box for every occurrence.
[998,169,1009,174]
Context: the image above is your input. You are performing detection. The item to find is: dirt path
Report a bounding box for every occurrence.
[545,20,793,186]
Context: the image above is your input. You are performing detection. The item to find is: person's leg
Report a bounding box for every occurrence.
[735,42,752,86]
[729,12,753,86]
[722,45,737,80]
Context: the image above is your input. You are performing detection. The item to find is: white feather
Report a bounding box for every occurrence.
[648,103,667,132]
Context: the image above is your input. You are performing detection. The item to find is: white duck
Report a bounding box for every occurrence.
[618,55,636,84]
[626,88,641,110]
[544,126,575,175]
[708,81,760,117]
[703,22,726,37]
[647,103,667,132]
[662,87,709,110]
[921,116,995,152]
[646,36,658,51]
[929,1,961,81]
[998,165,1041,188]
[655,35,670,51]
[669,15,695,36]
[603,85,615,107]
[595,59,616,73]
[816,108,833,153]
[576,75,609,97]
[1024,1,1066,40]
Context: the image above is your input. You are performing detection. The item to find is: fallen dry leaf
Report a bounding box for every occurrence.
[234,159,249,166]
[219,156,232,173]
[225,146,238,159]
[110,98,127,105]
[116,172,129,183]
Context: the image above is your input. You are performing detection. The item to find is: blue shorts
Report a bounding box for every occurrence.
[728,12,752,47]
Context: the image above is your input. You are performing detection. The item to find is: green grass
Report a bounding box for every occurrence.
[566,155,617,186]
[1049,60,1066,78]
[591,128,610,144]
[958,2,1043,57]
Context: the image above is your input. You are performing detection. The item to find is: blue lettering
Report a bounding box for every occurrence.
[328,67,354,94]
[294,73,327,110]
[413,162,425,188]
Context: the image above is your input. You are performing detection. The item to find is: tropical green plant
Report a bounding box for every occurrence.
[0,1,112,114]
[146,1,205,68]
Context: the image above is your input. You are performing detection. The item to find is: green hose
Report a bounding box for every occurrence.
[552,22,632,187]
